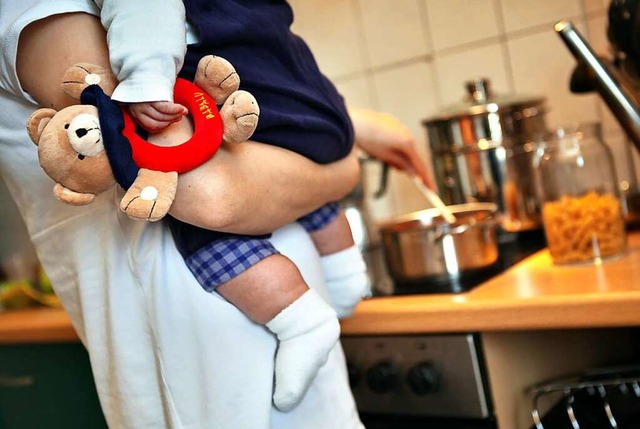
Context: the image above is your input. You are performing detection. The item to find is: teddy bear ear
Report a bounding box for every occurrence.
[62,63,118,100]
[26,108,57,146]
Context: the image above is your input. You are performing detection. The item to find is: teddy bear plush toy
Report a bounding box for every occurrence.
[26,56,259,221]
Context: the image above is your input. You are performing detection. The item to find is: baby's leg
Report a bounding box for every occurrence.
[305,208,372,318]
[216,254,339,411]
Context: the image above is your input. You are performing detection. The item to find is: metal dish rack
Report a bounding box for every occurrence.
[529,365,640,428]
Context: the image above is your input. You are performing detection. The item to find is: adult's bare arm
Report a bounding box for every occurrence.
[17,13,359,235]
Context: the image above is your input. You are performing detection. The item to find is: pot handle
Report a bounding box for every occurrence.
[433,214,498,241]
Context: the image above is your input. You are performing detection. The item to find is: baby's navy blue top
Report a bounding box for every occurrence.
[170,0,354,258]
[180,0,354,163]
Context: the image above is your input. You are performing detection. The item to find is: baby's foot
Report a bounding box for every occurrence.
[321,245,372,319]
[266,289,339,411]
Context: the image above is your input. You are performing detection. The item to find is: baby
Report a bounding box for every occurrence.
[97,0,370,411]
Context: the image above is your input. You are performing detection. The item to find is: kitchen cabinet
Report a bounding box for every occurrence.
[0,343,107,429]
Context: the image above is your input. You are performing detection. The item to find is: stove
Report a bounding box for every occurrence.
[341,229,547,428]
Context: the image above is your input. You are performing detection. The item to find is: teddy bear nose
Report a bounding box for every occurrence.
[75,128,89,138]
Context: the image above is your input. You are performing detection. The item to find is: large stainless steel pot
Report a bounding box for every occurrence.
[378,203,498,287]
[423,79,548,232]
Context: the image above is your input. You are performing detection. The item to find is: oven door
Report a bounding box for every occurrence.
[342,334,496,428]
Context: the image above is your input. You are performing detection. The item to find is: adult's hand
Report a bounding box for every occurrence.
[349,107,433,188]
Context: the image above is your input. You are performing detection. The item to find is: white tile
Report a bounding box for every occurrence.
[371,61,439,216]
[632,144,640,191]
[424,0,500,51]
[358,0,431,68]
[585,12,610,53]
[334,75,378,110]
[372,61,440,127]
[435,42,511,107]
[597,97,626,136]
[585,15,635,137]
[583,0,609,14]
[289,0,367,78]
[371,61,439,155]
[508,27,599,129]
[602,130,639,193]
[500,0,582,33]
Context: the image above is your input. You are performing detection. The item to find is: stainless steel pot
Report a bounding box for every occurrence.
[423,79,548,232]
[378,203,498,286]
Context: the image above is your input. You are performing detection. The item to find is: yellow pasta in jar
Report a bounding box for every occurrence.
[542,192,626,264]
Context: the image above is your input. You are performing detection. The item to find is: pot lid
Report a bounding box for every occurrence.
[422,78,546,124]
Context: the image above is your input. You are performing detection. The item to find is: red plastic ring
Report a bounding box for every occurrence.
[122,78,224,173]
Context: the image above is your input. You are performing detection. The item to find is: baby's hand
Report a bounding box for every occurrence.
[127,101,188,133]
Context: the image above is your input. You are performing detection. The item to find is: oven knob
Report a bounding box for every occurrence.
[406,362,440,395]
[365,361,399,394]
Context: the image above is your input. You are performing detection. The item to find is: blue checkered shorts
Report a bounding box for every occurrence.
[184,202,340,291]
[298,202,340,233]
[186,237,279,291]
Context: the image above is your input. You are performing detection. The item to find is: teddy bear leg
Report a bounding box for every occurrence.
[120,169,178,221]
[220,90,260,144]
[194,55,240,105]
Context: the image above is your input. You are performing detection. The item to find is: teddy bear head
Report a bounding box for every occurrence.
[27,103,115,205]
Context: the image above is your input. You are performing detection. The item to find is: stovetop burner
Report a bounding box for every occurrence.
[372,229,547,296]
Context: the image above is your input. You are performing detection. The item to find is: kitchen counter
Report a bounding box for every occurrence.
[4,232,640,344]
[343,231,640,335]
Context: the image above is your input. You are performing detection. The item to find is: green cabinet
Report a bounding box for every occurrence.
[0,343,107,429]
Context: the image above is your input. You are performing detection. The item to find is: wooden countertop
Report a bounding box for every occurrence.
[4,233,640,344]
[342,232,640,335]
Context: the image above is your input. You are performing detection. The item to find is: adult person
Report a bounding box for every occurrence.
[1,3,430,429]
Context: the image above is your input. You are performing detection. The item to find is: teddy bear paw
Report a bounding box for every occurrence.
[62,63,118,100]
[221,90,260,144]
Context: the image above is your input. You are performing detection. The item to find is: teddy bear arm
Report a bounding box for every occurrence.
[62,63,118,100]
[120,169,178,222]
[53,183,96,205]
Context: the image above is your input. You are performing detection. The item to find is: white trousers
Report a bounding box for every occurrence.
[30,193,363,429]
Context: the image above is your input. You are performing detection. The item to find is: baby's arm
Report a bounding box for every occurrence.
[96,0,186,103]
[97,0,188,132]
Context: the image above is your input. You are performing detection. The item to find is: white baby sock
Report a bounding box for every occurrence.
[321,245,372,319]
[266,289,340,412]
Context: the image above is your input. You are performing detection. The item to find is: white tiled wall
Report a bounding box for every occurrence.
[289,0,637,221]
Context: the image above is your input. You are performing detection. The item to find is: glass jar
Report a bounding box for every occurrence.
[534,123,626,265]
